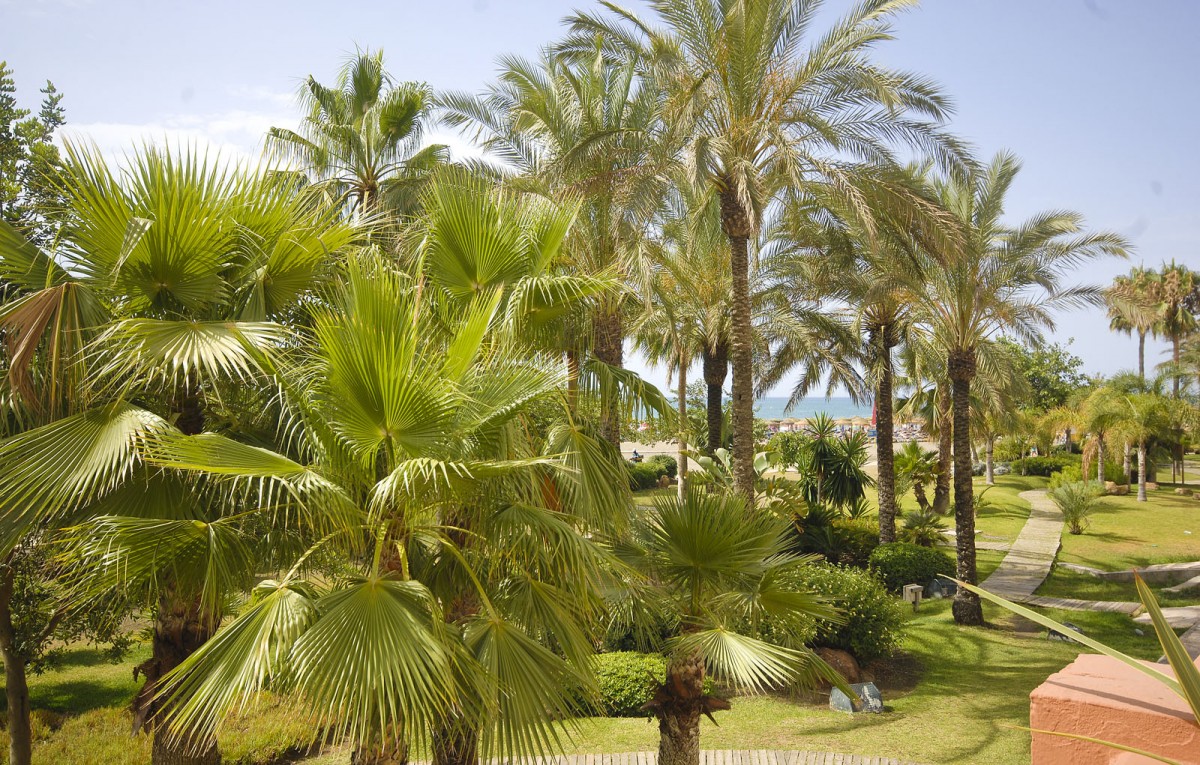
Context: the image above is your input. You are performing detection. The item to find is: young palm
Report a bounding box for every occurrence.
[612,486,847,765]
[911,152,1129,625]
[268,49,448,220]
[0,143,357,764]
[567,0,969,501]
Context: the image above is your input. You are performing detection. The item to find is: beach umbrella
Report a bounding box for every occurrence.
[851,416,870,426]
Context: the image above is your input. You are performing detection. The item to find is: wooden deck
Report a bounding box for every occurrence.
[457,751,924,765]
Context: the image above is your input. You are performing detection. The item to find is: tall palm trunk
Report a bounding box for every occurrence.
[648,650,727,765]
[1137,441,1148,502]
[137,385,221,765]
[719,189,755,503]
[702,343,727,455]
[985,437,995,485]
[948,349,983,626]
[932,389,952,515]
[593,306,624,446]
[0,560,32,765]
[873,326,898,543]
[351,738,408,765]
[1137,330,1146,381]
[136,590,220,765]
[1123,442,1132,485]
[1096,436,1105,483]
[677,347,689,500]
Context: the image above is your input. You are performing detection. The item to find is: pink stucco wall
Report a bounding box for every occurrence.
[1030,653,1200,764]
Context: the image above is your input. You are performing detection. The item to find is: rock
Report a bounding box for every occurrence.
[1114,483,1130,496]
[924,576,958,599]
[815,647,861,685]
[1134,628,1145,636]
[1104,481,1118,494]
[1176,488,1194,496]
[1146,482,1158,491]
[657,475,671,489]
[1048,622,1085,643]
[830,682,884,714]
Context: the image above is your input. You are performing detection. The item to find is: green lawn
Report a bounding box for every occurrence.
[1054,488,1200,569]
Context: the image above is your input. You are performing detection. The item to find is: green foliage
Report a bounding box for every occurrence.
[581,652,717,718]
[869,543,955,592]
[1050,480,1104,535]
[996,338,1088,413]
[785,564,906,662]
[1010,454,1078,477]
[647,453,677,479]
[1047,464,1083,491]
[898,508,947,547]
[627,461,669,490]
[793,510,880,568]
[0,61,67,245]
[766,431,809,469]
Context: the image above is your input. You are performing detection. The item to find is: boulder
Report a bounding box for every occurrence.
[1104,481,1118,494]
[1114,483,1130,496]
[830,682,884,714]
[815,647,861,685]
[1146,482,1159,492]
[1175,488,1194,496]
[657,474,671,489]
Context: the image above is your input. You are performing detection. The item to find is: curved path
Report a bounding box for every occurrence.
[980,490,1064,600]
[444,752,925,765]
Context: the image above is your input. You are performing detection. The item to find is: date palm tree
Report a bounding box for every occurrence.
[268,48,448,220]
[567,0,969,501]
[911,152,1129,625]
[1107,265,1159,381]
[0,142,358,765]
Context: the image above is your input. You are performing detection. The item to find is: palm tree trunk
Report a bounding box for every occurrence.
[1138,330,1146,381]
[702,343,727,455]
[875,335,898,543]
[933,389,952,515]
[985,437,995,486]
[0,562,32,765]
[651,650,722,765]
[677,347,688,501]
[719,190,755,504]
[593,307,624,446]
[351,739,408,765]
[948,350,983,626]
[1123,442,1132,485]
[1096,437,1105,483]
[136,591,220,765]
[565,349,581,414]
[431,715,477,765]
[1138,441,1148,502]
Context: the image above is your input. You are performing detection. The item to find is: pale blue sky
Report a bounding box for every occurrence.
[3,0,1196,395]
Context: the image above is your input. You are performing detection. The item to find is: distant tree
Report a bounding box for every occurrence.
[997,337,1088,413]
[1107,266,1160,380]
[0,62,67,245]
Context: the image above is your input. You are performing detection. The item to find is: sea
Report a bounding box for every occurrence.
[753,396,872,420]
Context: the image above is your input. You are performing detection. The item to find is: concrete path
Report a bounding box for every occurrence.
[980,490,1063,599]
[453,753,926,765]
[1018,595,1140,615]
[1176,623,1200,659]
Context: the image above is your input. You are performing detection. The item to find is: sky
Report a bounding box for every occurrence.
[2,0,1196,396]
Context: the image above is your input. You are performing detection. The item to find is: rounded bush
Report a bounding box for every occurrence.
[1009,455,1078,477]
[869,542,954,592]
[626,462,664,491]
[590,651,666,716]
[787,563,906,661]
[647,454,678,479]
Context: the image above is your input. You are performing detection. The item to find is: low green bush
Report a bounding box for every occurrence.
[832,517,880,567]
[1050,480,1104,535]
[787,563,905,661]
[647,454,678,479]
[584,651,715,717]
[627,462,665,490]
[1048,464,1083,491]
[869,542,955,592]
[1010,455,1077,477]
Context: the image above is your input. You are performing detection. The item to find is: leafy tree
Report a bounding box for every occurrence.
[911,152,1128,625]
[0,62,67,246]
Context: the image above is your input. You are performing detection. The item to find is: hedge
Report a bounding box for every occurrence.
[787,563,906,661]
[869,542,955,592]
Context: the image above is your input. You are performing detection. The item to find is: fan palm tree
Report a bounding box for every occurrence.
[566,0,969,502]
[0,142,358,764]
[267,49,448,220]
[1151,261,1199,397]
[611,486,848,765]
[911,152,1129,625]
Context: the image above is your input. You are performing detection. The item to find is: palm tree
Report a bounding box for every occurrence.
[0,143,357,765]
[1151,261,1199,397]
[439,42,671,445]
[613,487,848,765]
[567,0,968,502]
[912,152,1129,625]
[1107,265,1159,380]
[268,48,448,220]
[1104,389,1173,501]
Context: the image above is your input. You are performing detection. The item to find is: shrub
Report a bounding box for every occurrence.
[831,517,879,567]
[899,508,947,547]
[869,542,955,592]
[1050,480,1104,535]
[786,563,906,661]
[627,462,665,491]
[589,651,666,716]
[647,454,677,479]
[1009,455,1077,477]
[1048,464,1083,491]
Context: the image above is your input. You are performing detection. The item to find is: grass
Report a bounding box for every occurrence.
[1054,488,1200,569]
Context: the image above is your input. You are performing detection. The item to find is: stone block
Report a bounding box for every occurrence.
[829,681,883,714]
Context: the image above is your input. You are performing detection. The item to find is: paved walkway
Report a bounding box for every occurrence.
[980,490,1063,599]
[455,753,925,765]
